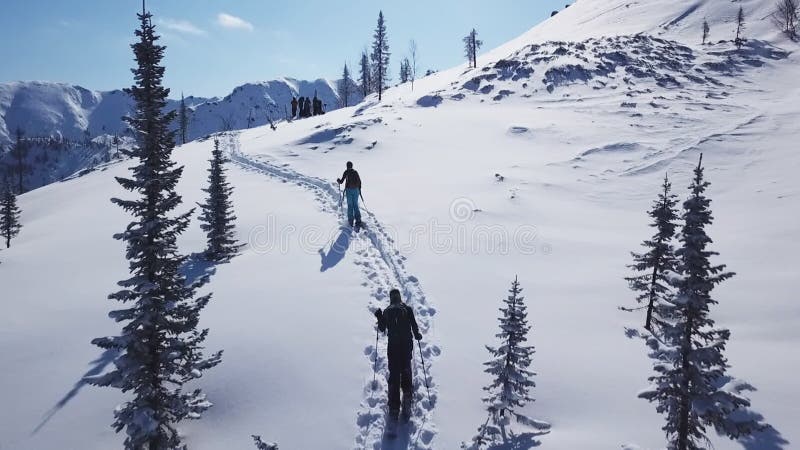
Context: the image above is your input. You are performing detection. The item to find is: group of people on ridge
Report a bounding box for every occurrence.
[291,94,324,119]
[335,161,424,432]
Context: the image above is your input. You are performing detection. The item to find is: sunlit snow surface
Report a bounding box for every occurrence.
[2,0,798,448]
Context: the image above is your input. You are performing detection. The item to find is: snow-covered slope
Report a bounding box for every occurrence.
[188,78,362,138]
[2,0,798,449]
[0,81,199,144]
[0,77,357,145]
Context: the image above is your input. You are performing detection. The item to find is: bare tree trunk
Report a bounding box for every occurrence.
[677,314,694,450]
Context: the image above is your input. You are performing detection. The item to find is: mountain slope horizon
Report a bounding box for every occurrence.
[1,0,798,449]
[0,76,361,145]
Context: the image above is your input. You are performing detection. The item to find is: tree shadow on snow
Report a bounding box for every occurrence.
[31,348,119,435]
[319,228,352,272]
[33,253,223,435]
[733,408,790,450]
[486,431,547,449]
[181,252,219,288]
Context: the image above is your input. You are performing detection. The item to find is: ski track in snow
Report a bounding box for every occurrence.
[228,149,440,450]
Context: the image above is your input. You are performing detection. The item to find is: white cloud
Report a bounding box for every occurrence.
[159,18,206,36]
[217,13,254,32]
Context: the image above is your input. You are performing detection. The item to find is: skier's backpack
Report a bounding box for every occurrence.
[384,303,409,341]
[351,170,362,188]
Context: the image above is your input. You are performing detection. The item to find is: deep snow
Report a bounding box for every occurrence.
[2,0,799,449]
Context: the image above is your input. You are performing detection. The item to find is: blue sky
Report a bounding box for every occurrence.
[0,0,565,98]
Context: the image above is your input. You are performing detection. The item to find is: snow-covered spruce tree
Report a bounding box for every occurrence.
[88,6,222,449]
[359,49,372,97]
[465,277,549,448]
[639,155,763,450]
[338,62,353,107]
[624,173,680,332]
[198,137,239,262]
[371,11,390,101]
[179,92,189,145]
[702,19,710,45]
[735,7,747,49]
[0,182,22,248]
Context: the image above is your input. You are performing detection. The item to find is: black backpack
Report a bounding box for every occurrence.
[345,169,361,188]
[384,303,410,341]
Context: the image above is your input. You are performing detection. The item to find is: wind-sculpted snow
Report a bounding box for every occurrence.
[295,118,383,150]
[228,149,439,450]
[447,35,788,102]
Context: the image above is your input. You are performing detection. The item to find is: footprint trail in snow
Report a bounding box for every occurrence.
[229,150,440,449]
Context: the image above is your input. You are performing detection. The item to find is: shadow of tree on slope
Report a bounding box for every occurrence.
[32,252,227,435]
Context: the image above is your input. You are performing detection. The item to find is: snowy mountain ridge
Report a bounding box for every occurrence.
[0,77,356,145]
[2,0,799,449]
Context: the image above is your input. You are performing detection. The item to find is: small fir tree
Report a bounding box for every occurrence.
[198,137,239,262]
[371,11,390,100]
[338,62,353,107]
[359,49,372,97]
[624,173,680,332]
[465,277,549,448]
[0,182,22,248]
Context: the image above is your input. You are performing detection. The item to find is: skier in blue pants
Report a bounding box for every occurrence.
[337,161,363,228]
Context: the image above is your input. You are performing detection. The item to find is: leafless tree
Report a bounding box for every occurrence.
[463,28,483,68]
[409,40,418,90]
[773,0,799,39]
[735,6,746,49]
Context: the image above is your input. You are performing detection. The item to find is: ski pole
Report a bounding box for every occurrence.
[416,339,432,401]
[372,326,380,390]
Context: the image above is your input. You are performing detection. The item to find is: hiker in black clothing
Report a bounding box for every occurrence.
[374,289,422,422]
[291,96,298,118]
[313,95,321,116]
[336,161,362,227]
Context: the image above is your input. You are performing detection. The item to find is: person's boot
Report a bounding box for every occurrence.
[400,393,412,423]
[385,407,399,439]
